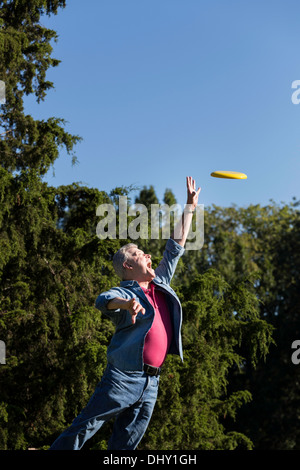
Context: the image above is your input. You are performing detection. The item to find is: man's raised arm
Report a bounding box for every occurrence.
[172,176,201,247]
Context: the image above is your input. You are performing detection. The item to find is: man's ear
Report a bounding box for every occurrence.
[123,261,132,270]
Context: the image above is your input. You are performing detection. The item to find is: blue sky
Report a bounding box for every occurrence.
[24,0,300,209]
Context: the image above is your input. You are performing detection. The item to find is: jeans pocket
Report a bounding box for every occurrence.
[150,375,160,388]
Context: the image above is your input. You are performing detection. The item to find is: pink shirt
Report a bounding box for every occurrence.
[142,282,173,368]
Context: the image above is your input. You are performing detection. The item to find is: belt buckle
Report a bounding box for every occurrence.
[144,364,160,376]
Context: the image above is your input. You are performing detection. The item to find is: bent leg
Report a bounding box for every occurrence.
[108,374,160,450]
[50,365,151,450]
[50,380,116,450]
[50,366,129,450]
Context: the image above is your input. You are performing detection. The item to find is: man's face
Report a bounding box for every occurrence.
[123,247,155,281]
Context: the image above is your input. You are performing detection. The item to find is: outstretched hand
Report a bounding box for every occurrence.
[126,298,146,324]
[186,176,201,210]
[107,297,145,324]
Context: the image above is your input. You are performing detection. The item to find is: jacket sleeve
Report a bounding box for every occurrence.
[154,238,185,285]
[95,287,131,323]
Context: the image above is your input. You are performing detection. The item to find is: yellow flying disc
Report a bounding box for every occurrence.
[211,171,247,180]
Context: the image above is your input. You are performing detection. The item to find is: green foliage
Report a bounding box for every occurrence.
[141,269,272,450]
[135,185,159,208]
[0,0,81,176]
[0,162,277,450]
[178,200,300,449]
[0,175,119,448]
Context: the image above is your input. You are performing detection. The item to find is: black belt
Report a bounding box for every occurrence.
[143,364,161,376]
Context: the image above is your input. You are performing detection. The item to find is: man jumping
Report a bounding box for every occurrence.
[50,176,201,450]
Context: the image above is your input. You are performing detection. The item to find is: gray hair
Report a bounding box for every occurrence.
[113,243,138,280]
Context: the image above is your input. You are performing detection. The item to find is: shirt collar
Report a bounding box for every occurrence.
[120,278,161,288]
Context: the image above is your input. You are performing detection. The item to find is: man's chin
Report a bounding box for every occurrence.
[147,268,156,279]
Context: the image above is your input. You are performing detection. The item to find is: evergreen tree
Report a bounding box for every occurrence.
[0,0,117,449]
[141,269,273,450]
[135,185,159,208]
[188,201,300,449]
[0,0,80,176]
[0,0,276,451]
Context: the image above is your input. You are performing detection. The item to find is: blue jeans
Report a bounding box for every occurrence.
[49,364,160,450]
